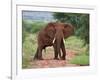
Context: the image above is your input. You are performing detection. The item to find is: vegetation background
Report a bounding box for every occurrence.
[22,11,89,68]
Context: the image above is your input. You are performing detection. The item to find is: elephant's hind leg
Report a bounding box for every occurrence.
[37,47,43,60]
[34,48,39,60]
[34,47,43,60]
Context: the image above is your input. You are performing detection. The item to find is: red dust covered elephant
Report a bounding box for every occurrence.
[34,22,74,60]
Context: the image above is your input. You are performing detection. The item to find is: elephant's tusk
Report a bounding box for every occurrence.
[53,37,56,43]
[63,38,65,44]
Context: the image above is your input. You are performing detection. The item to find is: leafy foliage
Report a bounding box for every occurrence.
[22,33,38,68]
[22,20,47,43]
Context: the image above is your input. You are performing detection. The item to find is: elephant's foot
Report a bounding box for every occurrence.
[33,57,43,60]
[54,57,59,60]
[61,56,66,60]
[38,57,44,60]
[33,56,38,60]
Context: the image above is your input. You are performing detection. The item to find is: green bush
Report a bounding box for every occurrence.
[22,33,37,68]
[23,34,37,56]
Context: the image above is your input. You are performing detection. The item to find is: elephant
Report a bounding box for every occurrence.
[34,22,74,60]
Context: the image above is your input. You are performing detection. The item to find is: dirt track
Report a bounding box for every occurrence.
[28,48,80,68]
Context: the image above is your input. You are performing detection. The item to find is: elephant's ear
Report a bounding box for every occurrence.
[63,23,74,38]
[45,22,56,38]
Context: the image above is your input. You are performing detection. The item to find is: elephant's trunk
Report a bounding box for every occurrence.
[54,30,64,58]
[56,36,62,58]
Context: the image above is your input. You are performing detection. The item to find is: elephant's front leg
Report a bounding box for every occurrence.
[61,39,66,60]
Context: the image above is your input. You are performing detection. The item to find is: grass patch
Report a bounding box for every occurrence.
[22,57,30,68]
[70,54,89,66]
[66,36,89,66]
[65,36,84,51]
